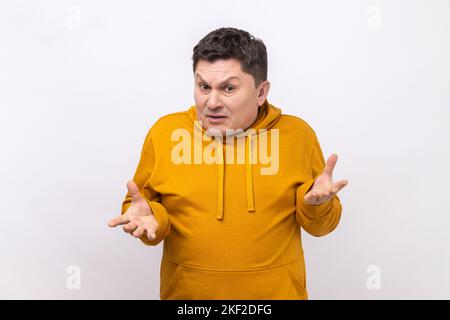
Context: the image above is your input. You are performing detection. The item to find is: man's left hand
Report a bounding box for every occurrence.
[304,153,348,206]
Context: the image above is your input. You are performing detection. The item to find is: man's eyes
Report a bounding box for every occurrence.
[224,85,236,92]
[198,83,236,92]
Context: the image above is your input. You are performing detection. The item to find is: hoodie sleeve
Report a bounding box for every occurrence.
[121,129,171,246]
[295,133,342,237]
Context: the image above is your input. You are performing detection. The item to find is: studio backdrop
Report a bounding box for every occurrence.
[1,0,449,299]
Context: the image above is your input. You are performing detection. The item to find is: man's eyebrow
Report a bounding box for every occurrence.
[195,74,240,85]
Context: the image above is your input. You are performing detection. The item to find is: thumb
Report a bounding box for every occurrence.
[127,180,143,203]
[323,153,338,177]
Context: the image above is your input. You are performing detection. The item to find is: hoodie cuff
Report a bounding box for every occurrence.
[296,177,334,219]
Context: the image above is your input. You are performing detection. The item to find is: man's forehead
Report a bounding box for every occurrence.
[195,72,241,83]
[195,59,244,80]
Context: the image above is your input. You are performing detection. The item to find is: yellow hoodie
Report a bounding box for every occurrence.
[120,99,342,300]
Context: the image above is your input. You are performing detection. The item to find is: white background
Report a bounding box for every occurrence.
[1,0,449,299]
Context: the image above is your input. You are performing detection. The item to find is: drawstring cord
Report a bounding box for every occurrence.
[215,133,255,220]
[246,135,255,212]
[216,137,224,220]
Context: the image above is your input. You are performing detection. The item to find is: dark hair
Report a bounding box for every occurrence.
[192,27,268,87]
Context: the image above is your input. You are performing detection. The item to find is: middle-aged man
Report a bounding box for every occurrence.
[109,27,349,300]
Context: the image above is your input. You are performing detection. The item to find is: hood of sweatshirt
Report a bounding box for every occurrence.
[186,99,282,220]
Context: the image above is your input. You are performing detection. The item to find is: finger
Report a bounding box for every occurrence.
[322,187,332,199]
[147,226,157,241]
[108,214,129,227]
[123,221,138,234]
[304,191,317,204]
[127,180,143,203]
[306,187,335,204]
[323,153,338,177]
[132,225,145,238]
[331,179,348,193]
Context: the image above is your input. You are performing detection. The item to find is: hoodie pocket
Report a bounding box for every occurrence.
[160,255,307,300]
[160,262,184,300]
[287,254,308,299]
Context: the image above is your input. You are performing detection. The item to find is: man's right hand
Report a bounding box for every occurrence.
[108,180,159,240]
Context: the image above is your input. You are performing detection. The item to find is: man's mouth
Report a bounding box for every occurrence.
[206,115,227,118]
[206,115,227,123]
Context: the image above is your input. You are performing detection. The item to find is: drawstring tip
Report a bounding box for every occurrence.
[217,207,224,220]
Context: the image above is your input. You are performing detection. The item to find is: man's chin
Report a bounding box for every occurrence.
[205,125,247,138]
[204,125,227,136]
[198,119,246,137]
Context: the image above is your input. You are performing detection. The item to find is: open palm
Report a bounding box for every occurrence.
[108,180,159,240]
[304,153,348,205]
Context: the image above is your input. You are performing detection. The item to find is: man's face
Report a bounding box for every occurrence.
[194,58,269,135]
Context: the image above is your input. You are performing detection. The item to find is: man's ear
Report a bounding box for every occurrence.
[257,80,270,106]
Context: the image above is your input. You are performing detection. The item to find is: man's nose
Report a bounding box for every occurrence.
[206,91,223,110]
